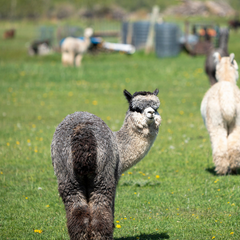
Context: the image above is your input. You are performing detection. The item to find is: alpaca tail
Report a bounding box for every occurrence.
[219,82,236,124]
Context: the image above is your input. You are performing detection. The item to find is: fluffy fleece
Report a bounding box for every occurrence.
[51,89,161,239]
[201,53,240,174]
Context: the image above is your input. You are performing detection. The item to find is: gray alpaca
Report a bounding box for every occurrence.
[51,89,161,240]
[205,28,229,86]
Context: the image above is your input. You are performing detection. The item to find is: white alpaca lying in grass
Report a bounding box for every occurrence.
[61,28,93,67]
[201,53,239,174]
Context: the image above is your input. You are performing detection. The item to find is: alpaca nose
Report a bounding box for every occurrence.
[145,107,155,119]
[147,109,154,114]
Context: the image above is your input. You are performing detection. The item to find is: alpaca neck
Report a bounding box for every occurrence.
[115,114,158,173]
[83,36,91,51]
[217,69,237,84]
[219,33,228,52]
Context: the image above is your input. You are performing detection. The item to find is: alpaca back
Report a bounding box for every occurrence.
[218,81,237,124]
[51,112,119,193]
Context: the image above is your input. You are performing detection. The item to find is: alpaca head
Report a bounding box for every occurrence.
[84,28,93,38]
[214,52,239,83]
[124,89,161,130]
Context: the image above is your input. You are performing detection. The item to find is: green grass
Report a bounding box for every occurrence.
[1,20,240,240]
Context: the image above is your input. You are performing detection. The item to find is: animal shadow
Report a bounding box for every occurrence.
[205,167,218,176]
[115,232,170,240]
[206,167,240,175]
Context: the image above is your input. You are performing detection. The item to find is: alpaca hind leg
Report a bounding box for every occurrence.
[62,186,90,240]
[210,127,229,175]
[89,191,114,240]
[227,126,240,173]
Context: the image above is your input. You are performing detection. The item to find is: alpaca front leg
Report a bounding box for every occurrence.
[75,54,83,67]
[209,127,229,175]
[227,126,240,173]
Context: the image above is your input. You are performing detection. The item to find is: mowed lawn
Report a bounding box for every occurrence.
[0,21,240,240]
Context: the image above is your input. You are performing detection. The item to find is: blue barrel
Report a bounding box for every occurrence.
[121,22,129,44]
[155,23,181,57]
[132,21,150,50]
[121,21,150,50]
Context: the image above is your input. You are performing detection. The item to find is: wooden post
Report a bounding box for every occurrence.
[145,6,159,54]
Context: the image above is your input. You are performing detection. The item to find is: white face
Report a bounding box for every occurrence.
[84,28,93,38]
[131,104,161,130]
[144,107,156,120]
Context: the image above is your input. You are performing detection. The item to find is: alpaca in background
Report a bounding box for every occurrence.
[201,53,239,174]
[205,28,229,86]
[61,28,93,67]
[51,89,161,239]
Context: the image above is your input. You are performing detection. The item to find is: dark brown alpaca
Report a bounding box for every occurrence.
[51,89,161,239]
[205,28,229,86]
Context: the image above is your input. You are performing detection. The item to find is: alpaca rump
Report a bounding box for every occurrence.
[201,53,240,175]
[51,89,161,239]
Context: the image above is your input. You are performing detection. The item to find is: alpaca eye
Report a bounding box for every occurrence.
[135,107,143,113]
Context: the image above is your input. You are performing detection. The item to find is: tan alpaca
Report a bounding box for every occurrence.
[61,28,93,67]
[201,53,239,174]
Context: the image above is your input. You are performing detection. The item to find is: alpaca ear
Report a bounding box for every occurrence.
[123,89,132,103]
[153,89,159,96]
[230,53,235,65]
[213,52,221,64]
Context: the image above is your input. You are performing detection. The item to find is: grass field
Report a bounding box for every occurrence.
[0,20,240,240]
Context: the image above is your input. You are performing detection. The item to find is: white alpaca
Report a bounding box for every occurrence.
[61,28,93,67]
[201,53,239,174]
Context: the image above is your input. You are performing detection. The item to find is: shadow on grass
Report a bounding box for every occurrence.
[206,167,240,175]
[205,167,217,175]
[115,232,170,240]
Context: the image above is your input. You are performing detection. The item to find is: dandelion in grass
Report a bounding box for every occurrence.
[107,116,111,120]
[148,177,150,179]
[92,100,98,105]
[124,218,127,220]
[116,221,119,223]
[218,189,220,191]
[230,232,234,235]
[37,116,42,120]
[231,203,235,206]
[68,92,73,97]
[16,141,20,145]
[32,124,36,128]
[116,224,121,228]
[134,192,137,194]
[46,205,50,207]
[156,175,160,178]
[34,149,38,153]
[128,172,132,175]
[34,229,43,233]
[122,173,124,176]
[212,237,215,239]
[179,110,184,115]
[1,172,3,174]
[25,197,28,199]
[7,142,10,146]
